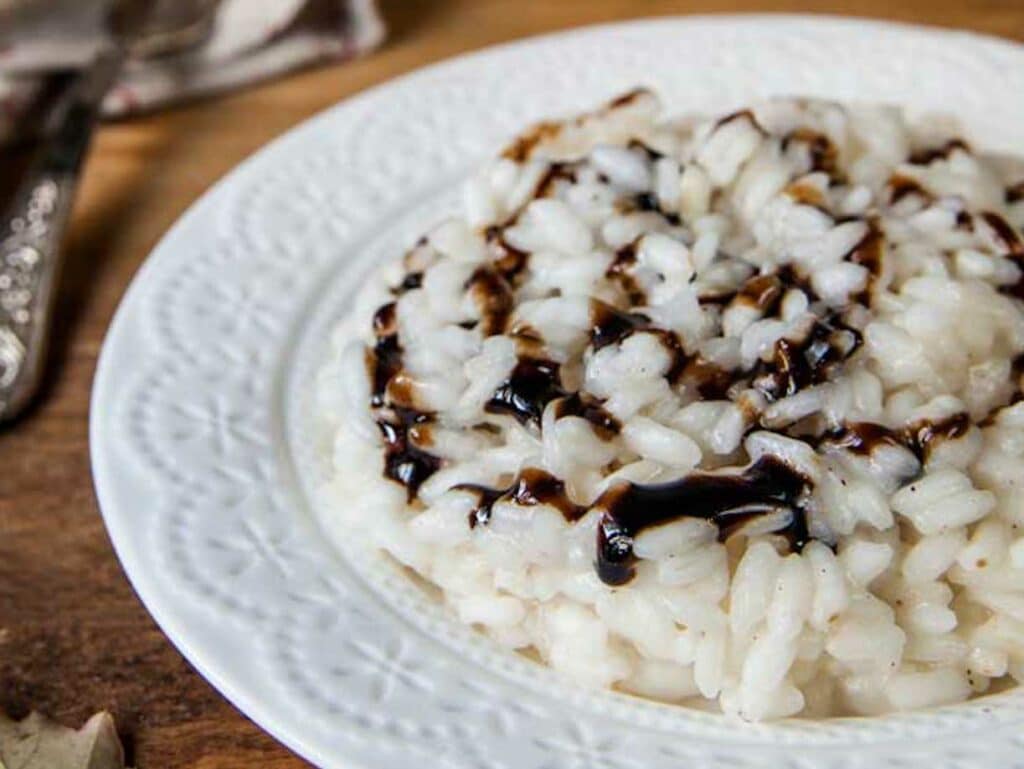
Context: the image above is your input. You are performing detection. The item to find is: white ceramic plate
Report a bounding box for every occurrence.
[91,16,1024,769]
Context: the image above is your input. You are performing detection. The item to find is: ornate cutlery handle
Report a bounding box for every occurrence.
[0,173,77,420]
[0,52,122,422]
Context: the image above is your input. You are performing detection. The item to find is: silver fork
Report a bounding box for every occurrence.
[0,0,219,423]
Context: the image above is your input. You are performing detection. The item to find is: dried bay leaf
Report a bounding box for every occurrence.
[0,711,130,769]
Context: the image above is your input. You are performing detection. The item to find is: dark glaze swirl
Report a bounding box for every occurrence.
[887,174,930,205]
[784,182,829,213]
[594,456,813,586]
[485,357,567,426]
[534,161,578,199]
[501,120,561,163]
[679,355,737,400]
[633,190,681,225]
[456,467,585,529]
[847,220,884,304]
[484,225,531,287]
[368,302,402,408]
[822,421,903,455]
[982,211,1024,257]
[1007,181,1024,205]
[366,303,445,499]
[752,314,863,402]
[589,300,749,400]
[782,127,842,181]
[822,412,971,463]
[465,266,514,336]
[908,138,969,165]
[903,413,971,460]
[733,273,785,314]
[588,300,687,381]
[982,211,1024,300]
[714,109,767,135]
[378,408,442,502]
[392,271,424,295]
[588,299,651,351]
[606,240,648,305]
[552,392,621,439]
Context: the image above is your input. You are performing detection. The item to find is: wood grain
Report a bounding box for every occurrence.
[1,1,1022,766]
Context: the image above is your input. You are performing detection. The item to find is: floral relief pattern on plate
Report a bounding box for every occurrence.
[91,17,1024,769]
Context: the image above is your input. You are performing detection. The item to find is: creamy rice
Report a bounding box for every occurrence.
[317,90,1024,719]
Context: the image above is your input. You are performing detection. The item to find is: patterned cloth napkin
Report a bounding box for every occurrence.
[0,0,385,142]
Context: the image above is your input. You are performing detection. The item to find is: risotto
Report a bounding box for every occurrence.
[317,90,1024,719]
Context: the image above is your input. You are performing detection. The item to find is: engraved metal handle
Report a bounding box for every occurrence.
[0,174,76,420]
[0,52,123,422]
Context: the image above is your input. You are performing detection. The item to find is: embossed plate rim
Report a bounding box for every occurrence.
[92,15,1024,769]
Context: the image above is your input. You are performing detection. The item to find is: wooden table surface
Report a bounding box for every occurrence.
[2,1,1023,766]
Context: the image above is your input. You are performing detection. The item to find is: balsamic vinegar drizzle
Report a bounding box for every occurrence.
[534,161,578,199]
[500,88,653,165]
[847,220,883,304]
[456,468,585,529]
[679,355,736,400]
[485,357,567,426]
[588,299,651,351]
[378,408,442,502]
[627,139,665,162]
[457,484,505,528]
[368,302,403,408]
[956,210,975,232]
[887,174,930,205]
[552,392,622,439]
[821,421,902,455]
[501,120,562,163]
[1008,181,1024,205]
[781,127,842,181]
[982,211,1024,300]
[698,290,740,306]
[367,303,445,498]
[594,456,813,586]
[591,288,738,395]
[588,300,687,381]
[360,104,1024,590]
[784,182,829,212]
[752,314,862,402]
[465,266,514,336]
[714,109,767,135]
[607,87,651,109]
[484,225,531,286]
[392,271,424,295]
[908,138,970,165]
[823,412,971,463]
[903,413,971,460]
[606,240,648,305]
[982,211,1024,257]
[625,151,682,224]
[734,273,784,314]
